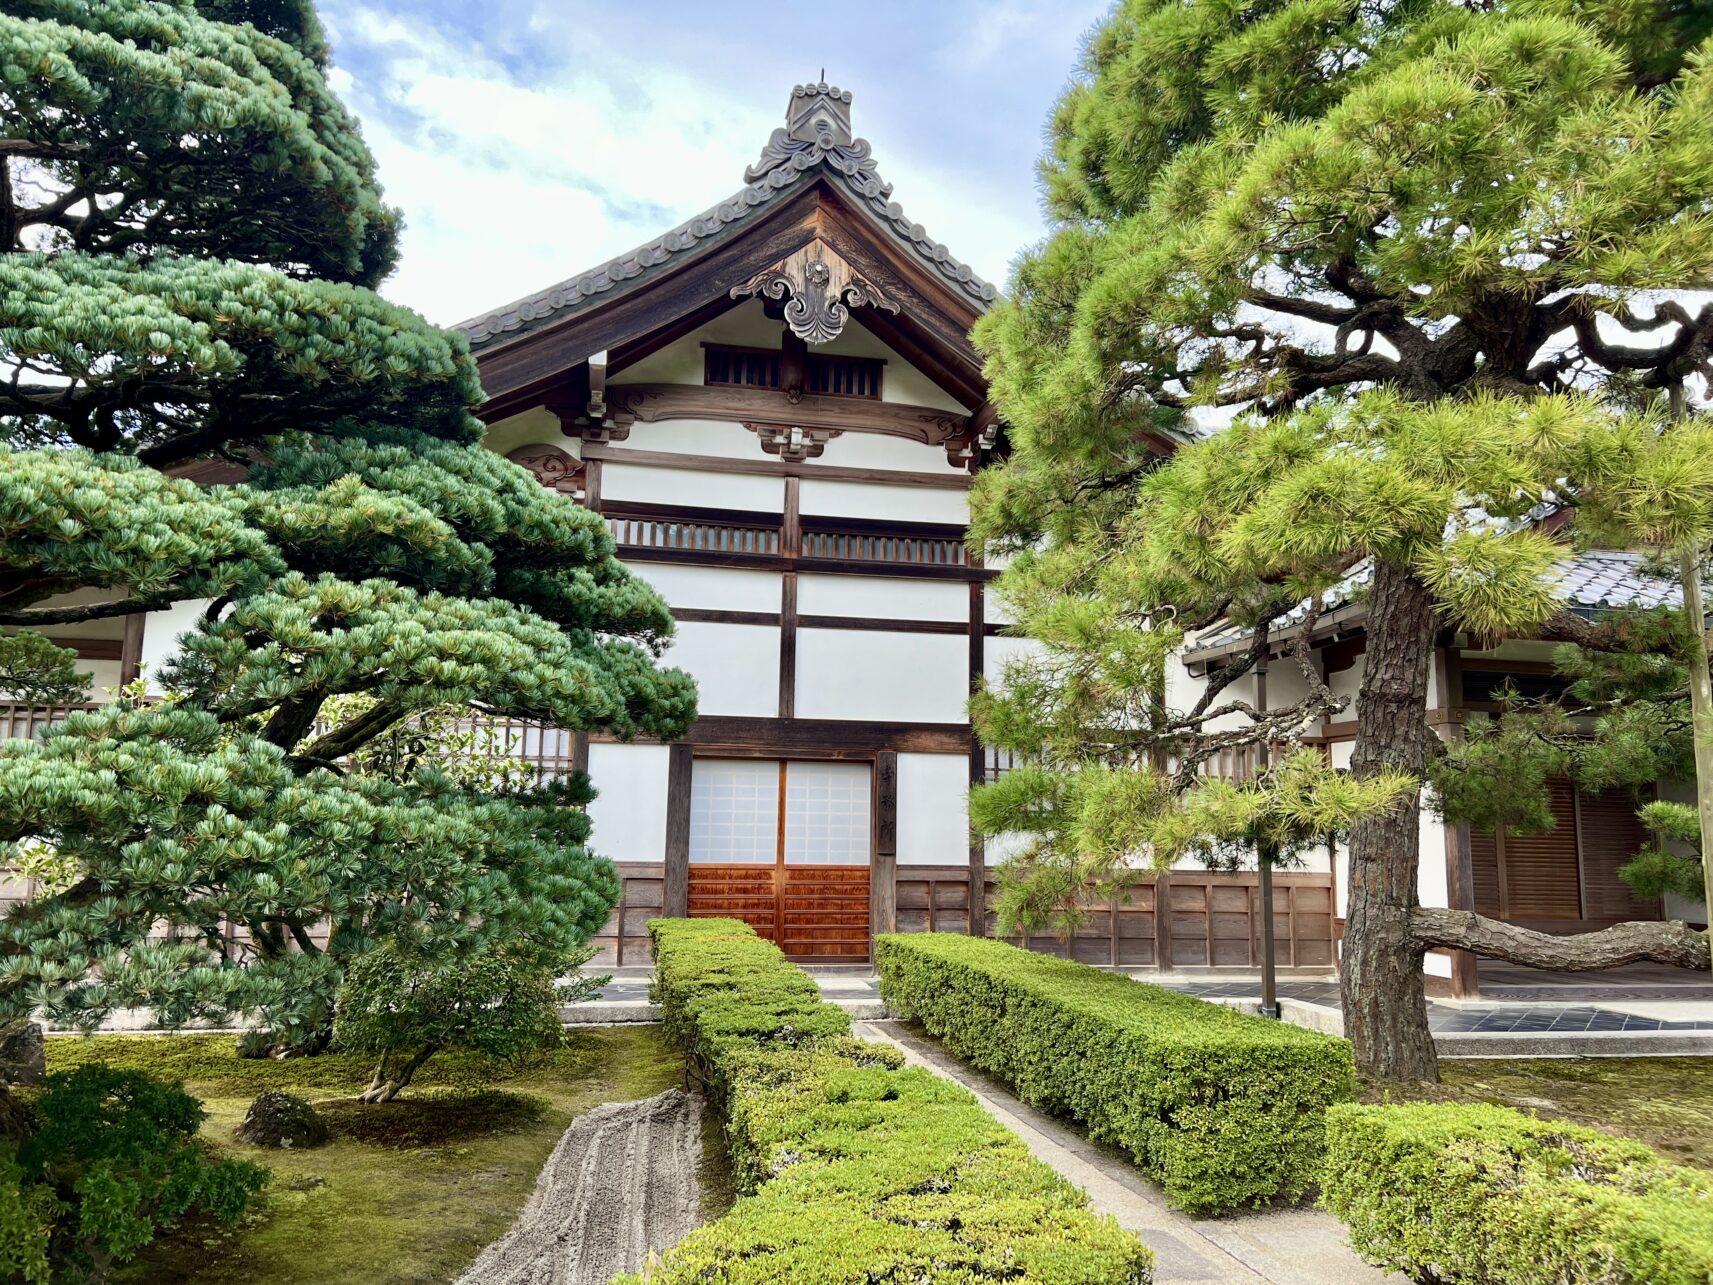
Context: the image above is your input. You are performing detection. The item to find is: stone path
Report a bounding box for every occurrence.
[855,1020,1404,1285]
[456,1089,702,1285]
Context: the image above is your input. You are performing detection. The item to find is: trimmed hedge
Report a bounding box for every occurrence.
[1323,1102,1713,1284]
[620,918,1154,1285]
[874,933,1355,1213]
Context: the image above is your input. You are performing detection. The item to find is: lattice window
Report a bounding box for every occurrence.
[606,514,781,556]
[805,354,883,399]
[690,759,779,864]
[783,762,871,865]
[801,527,966,566]
[704,345,781,390]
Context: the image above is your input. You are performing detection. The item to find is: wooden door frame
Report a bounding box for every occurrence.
[681,752,889,960]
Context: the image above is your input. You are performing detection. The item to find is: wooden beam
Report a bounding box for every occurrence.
[668,608,995,635]
[778,571,797,719]
[688,716,970,755]
[664,742,692,918]
[581,442,971,489]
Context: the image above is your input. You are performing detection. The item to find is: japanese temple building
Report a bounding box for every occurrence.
[14,83,1679,994]
[449,82,1340,969]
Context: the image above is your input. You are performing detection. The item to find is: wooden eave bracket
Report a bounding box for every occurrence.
[549,350,637,443]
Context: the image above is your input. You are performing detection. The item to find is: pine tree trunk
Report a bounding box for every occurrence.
[1340,558,1440,1082]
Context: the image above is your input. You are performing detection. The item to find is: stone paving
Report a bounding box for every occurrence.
[575,966,1713,1050]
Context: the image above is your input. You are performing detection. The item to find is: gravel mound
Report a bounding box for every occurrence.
[457,1088,703,1285]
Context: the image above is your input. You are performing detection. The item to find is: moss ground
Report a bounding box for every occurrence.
[1364,1056,1713,1171]
[44,1025,685,1285]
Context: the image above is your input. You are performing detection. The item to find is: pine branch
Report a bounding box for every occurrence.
[1412,907,1708,971]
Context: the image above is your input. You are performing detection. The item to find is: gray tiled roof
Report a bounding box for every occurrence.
[457,93,998,349]
[1190,549,1681,657]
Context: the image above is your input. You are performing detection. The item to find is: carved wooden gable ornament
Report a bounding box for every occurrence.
[729,240,900,345]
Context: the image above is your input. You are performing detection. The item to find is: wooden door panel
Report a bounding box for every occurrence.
[1498,779,1581,920]
[1578,787,1659,923]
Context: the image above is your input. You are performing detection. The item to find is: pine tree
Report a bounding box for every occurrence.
[0,0,695,1049]
[974,0,1713,1080]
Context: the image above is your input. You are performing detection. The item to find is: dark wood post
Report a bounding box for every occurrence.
[664,742,692,919]
[872,750,898,945]
[119,612,146,688]
[968,580,987,935]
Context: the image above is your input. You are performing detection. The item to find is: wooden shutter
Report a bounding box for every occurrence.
[1576,786,1660,923]
[1470,827,1503,917]
[1498,778,1582,920]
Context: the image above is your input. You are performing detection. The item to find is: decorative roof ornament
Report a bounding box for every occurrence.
[458,81,995,348]
[730,240,900,344]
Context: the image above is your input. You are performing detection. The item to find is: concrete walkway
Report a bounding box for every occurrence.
[854,1021,1402,1285]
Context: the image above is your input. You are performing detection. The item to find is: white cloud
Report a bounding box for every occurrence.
[320,2,1068,328]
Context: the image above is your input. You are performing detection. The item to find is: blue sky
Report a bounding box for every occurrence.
[317,0,1112,326]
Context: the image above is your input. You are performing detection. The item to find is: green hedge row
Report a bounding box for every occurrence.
[1324,1102,1713,1284]
[874,932,1355,1214]
[619,918,1154,1285]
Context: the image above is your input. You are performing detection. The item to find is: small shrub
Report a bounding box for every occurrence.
[1323,1102,1713,1284]
[333,944,588,1102]
[236,1091,328,1150]
[615,918,1154,1285]
[874,932,1355,1214]
[10,1065,267,1281]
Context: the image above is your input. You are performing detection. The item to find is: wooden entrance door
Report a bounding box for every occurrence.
[686,759,872,960]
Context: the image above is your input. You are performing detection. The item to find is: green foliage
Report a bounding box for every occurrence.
[1322,1101,1713,1284]
[0,253,484,457]
[0,704,621,1040]
[333,944,585,1099]
[875,933,1354,1214]
[0,448,279,613]
[0,634,87,706]
[627,919,1154,1285]
[9,1064,267,1281]
[0,0,697,1048]
[2,0,392,280]
[971,0,1713,986]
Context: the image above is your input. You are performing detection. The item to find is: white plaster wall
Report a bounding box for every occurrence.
[632,564,781,613]
[982,633,1041,688]
[613,417,759,459]
[804,431,961,471]
[897,752,972,864]
[585,742,671,863]
[601,461,783,512]
[800,477,967,524]
[618,300,786,385]
[984,590,1018,627]
[797,574,965,622]
[140,598,211,692]
[1658,778,1710,922]
[795,629,967,723]
[77,660,123,699]
[661,622,780,717]
[483,408,572,458]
